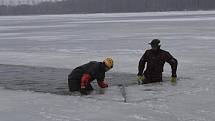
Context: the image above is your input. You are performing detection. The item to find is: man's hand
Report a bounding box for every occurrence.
[137,75,145,85]
[170,76,177,83]
[101,83,108,88]
[98,81,108,88]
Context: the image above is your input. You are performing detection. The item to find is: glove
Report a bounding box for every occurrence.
[101,83,108,88]
[137,75,145,85]
[80,87,88,95]
[170,76,177,83]
[98,81,108,88]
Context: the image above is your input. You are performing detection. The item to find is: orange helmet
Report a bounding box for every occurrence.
[103,58,113,69]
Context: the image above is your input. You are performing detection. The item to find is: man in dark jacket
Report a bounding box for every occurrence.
[137,39,178,84]
[68,58,113,95]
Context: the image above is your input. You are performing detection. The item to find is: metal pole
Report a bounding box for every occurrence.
[121,80,127,103]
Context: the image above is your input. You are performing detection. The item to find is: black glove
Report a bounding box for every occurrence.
[80,87,88,95]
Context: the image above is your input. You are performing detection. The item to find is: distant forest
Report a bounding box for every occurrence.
[1,0,215,15]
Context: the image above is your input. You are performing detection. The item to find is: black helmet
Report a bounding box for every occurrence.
[149,39,161,47]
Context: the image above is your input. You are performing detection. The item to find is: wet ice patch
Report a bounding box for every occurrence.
[0,64,137,96]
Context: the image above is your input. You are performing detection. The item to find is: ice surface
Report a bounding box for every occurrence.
[0,11,215,121]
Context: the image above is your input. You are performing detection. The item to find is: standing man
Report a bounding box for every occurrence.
[137,39,178,84]
[68,58,113,95]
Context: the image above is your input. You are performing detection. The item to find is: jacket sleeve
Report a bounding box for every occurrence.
[165,52,178,77]
[80,74,91,88]
[138,50,148,76]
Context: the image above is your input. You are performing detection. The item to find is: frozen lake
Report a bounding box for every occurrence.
[0,11,215,73]
[0,11,215,121]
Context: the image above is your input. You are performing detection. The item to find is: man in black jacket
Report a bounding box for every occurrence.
[68,58,113,95]
[137,39,178,84]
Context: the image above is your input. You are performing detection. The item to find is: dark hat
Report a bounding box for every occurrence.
[149,39,161,46]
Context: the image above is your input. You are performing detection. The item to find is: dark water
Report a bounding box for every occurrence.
[0,64,183,96]
[0,64,137,95]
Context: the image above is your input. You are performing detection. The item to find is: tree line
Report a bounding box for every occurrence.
[0,0,215,15]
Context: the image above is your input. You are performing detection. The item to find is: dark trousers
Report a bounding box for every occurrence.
[143,73,162,84]
[68,79,93,92]
[68,79,80,92]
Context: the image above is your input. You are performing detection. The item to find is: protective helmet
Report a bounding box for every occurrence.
[149,39,161,47]
[103,58,113,69]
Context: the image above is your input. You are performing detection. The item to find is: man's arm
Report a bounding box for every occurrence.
[138,51,148,76]
[80,74,91,95]
[96,71,108,88]
[166,52,178,77]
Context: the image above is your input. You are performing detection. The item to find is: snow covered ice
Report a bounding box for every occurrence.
[0,11,215,121]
